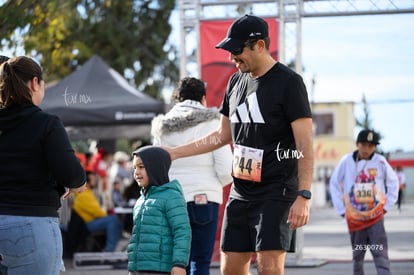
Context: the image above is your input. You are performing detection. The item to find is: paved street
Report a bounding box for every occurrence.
[62,199,414,275]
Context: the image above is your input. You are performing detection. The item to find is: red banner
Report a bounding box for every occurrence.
[200,18,278,107]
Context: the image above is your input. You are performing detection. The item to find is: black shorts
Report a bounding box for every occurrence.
[220,198,296,252]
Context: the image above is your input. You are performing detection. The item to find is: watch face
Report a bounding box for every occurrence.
[299,190,311,199]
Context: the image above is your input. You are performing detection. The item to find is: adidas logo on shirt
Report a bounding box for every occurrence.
[230,93,264,124]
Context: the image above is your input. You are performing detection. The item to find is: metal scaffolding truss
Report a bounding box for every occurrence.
[179,0,414,77]
[303,0,414,17]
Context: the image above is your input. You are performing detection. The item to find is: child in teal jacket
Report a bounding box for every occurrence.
[127,146,191,275]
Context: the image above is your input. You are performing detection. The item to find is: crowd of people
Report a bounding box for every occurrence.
[74,148,134,211]
[65,147,138,253]
[0,13,409,275]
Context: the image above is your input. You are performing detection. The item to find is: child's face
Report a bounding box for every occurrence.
[132,155,149,188]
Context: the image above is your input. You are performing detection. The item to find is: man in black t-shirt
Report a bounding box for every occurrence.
[167,15,313,275]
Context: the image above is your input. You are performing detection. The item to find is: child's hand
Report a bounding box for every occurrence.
[171,266,186,275]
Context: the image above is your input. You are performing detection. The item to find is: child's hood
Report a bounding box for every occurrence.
[132,146,171,187]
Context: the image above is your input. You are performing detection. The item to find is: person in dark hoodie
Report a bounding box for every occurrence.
[0,56,86,275]
[127,146,191,275]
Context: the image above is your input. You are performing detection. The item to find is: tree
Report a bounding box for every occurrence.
[356,93,386,154]
[0,0,178,99]
[356,93,373,130]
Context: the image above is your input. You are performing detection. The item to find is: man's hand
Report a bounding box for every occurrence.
[287,196,310,230]
[161,145,176,161]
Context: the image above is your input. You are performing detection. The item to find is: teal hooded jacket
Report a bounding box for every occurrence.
[127,146,191,272]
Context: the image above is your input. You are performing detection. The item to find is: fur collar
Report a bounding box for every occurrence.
[151,101,220,136]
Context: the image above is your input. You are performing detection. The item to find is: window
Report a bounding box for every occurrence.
[313,113,334,136]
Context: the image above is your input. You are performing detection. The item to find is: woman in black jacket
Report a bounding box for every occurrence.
[0,56,86,275]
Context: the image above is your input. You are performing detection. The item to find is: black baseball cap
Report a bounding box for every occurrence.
[216,14,268,54]
[357,129,380,145]
[0,55,9,64]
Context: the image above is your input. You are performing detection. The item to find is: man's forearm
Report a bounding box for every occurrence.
[292,118,314,191]
[298,148,314,191]
[171,130,231,160]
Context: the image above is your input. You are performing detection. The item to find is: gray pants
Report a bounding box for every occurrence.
[350,219,391,275]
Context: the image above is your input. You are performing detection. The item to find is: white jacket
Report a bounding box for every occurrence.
[151,100,233,204]
[329,151,399,216]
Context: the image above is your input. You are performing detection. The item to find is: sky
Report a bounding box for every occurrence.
[299,14,414,153]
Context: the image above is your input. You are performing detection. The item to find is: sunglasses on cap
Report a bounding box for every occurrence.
[230,39,259,56]
[230,46,244,56]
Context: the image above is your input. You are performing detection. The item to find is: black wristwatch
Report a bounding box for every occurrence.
[298,190,312,199]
